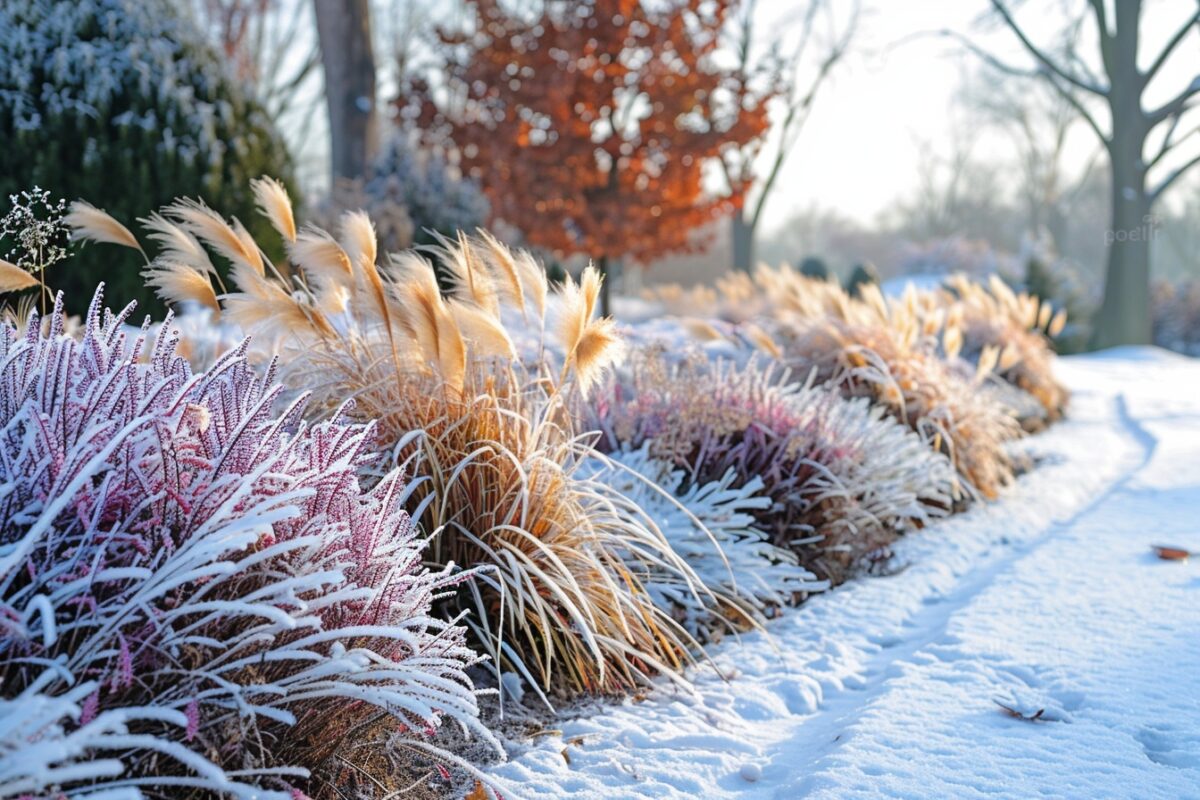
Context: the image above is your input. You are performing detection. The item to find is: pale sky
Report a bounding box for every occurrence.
[753,0,1200,235]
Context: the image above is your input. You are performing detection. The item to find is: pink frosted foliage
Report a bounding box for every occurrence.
[0,289,494,797]
[590,352,957,579]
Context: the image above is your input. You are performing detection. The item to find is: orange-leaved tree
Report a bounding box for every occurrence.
[406,0,771,313]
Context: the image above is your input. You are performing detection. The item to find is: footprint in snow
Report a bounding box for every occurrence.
[1138,725,1200,770]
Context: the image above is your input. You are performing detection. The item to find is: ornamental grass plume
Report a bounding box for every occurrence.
[648,266,1061,447]
[591,349,957,584]
[937,274,1069,428]
[69,184,709,703]
[0,291,495,798]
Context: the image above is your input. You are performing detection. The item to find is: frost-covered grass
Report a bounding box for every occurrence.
[643,266,1029,500]
[755,268,1025,500]
[937,274,1068,428]
[0,292,494,798]
[591,445,824,637]
[591,349,956,584]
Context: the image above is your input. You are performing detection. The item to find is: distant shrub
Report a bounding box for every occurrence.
[1152,278,1200,356]
[0,0,294,312]
[322,135,490,257]
[0,292,492,797]
[892,236,1020,282]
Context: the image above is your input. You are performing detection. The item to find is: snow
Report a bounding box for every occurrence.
[880,273,947,297]
[488,349,1200,799]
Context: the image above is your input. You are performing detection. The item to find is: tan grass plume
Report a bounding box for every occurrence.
[252,176,297,243]
[139,213,217,276]
[144,261,220,313]
[65,201,142,252]
[0,259,39,293]
[168,199,264,275]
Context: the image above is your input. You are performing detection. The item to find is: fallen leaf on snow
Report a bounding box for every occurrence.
[1152,545,1192,561]
[995,700,1047,721]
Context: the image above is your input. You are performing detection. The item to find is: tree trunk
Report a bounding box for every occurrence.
[1091,162,1153,348]
[314,0,378,183]
[598,255,612,318]
[732,213,755,272]
[1091,1,1151,349]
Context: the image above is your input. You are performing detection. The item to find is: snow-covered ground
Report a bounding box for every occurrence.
[488,348,1200,799]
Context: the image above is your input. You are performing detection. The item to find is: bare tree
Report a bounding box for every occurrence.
[194,0,322,123]
[891,133,1012,244]
[955,0,1200,348]
[314,0,379,182]
[720,0,859,271]
[963,67,1102,252]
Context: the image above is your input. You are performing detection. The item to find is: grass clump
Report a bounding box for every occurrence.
[69,186,710,704]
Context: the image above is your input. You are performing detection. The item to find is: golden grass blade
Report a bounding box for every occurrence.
[943,324,963,360]
[0,259,38,293]
[139,213,217,276]
[571,317,624,396]
[65,201,142,251]
[999,343,1021,371]
[143,261,220,313]
[291,226,352,283]
[341,210,403,365]
[434,231,500,315]
[251,176,297,243]
[741,322,782,358]
[478,230,525,313]
[1036,300,1053,331]
[557,272,588,357]
[681,318,723,341]
[340,209,377,276]
[1048,308,1067,338]
[976,344,1000,378]
[580,265,602,322]
[290,226,353,311]
[229,260,271,298]
[394,258,465,389]
[396,262,444,364]
[515,250,547,319]
[222,281,334,339]
[437,306,467,392]
[232,219,265,274]
[449,298,516,360]
[168,199,263,275]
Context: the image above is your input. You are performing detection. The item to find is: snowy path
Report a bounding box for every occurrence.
[490,349,1200,800]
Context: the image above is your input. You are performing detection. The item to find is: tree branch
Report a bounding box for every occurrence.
[1145,10,1200,84]
[749,0,858,230]
[1149,104,1200,168]
[989,0,1108,96]
[1151,149,1200,202]
[1149,76,1200,125]
[946,30,1110,149]
[1087,0,1114,75]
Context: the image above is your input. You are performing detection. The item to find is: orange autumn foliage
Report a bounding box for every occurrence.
[409,0,771,267]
